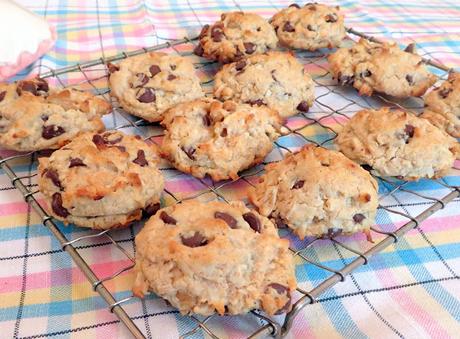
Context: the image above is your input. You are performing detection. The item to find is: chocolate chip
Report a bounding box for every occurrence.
[36,78,49,92]
[42,125,65,139]
[404,124,415,139]
[211,25,224,42]
[202,113,212,127]
[52,192,69,217]
[271,69,279,82]
[404,43,416,54]
[243,42,256,54]
[115,146,126,153]
[327,227,342,238]
[243,212,261,233]
[338,73,354,85]
[45,169,63,190]
[215,212,237,228]
[256,27,261,32]
[17,81,38,96]
[143,203,161,217]
[170,64,176,71]
[0,91,5,102]
[274,216,287,229]
[292,180,305,189]
[353,213,365,224]
[167,74,177,81]
[325,13,338,23]
[107,63,120,73]
[160,211,177,225]
[267,283,290,314]
[234,47,244,59]
[137,88,156,103]
[406,74,414,85]
[289,3,300,8]
[149,65,161,77]
[220,128,228,137]
[199,24,210,38]
[194,44,204,57]
[94,194,104,201]
[103,133,123,144]
[235,60,246,72]
[92,134,105,147]
[307,24,315,31]
[439,87,452,99]
[361,70,372,78]
[133,150,148,166]
[133,73,149,88]
[296,101,309,112]
[246,99,264,106]
[69,158,86,168]
[41,114,48,121]
[181,146,196,160]
[181,232,208,248]
[361,164,373,171]
[283,22,295,32]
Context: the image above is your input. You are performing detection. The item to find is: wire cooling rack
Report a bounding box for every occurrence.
[1,28,459,338]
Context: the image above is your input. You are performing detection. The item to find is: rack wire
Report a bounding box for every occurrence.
[1,28,459,339]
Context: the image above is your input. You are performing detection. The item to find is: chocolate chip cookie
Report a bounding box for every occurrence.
[132,199,296,316]
[160,98,284,181]
[328,39,437,97]
[270,3,346,50]
[108,52,204,122]
[38,131,164,229]
[214,51,315,117]
[0,78,111,151]
[336,108,460,181]
[194,11,278,63]
[249,145,378,240]
[421,72,460,138]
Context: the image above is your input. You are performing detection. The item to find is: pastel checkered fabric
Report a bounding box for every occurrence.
[1,1,460,338]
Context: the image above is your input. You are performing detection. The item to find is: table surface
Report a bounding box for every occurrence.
[1,1,460,338]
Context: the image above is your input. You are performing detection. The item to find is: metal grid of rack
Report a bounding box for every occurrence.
[1,28,459,339]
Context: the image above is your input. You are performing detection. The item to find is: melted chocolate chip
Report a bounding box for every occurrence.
[17,81,38,96]
[327,227,343,238]
[104,133,123,144]
[92,134,105,147]
[361,164,373,171]
[211,25,224,42]
[69,158,87,168]
[283,21,295,32]
[202,113,212,127]
[42,125,65,139]
[243,42,256,54]
[52,192,69,217]
[289,3,300,8]
[170,65,176,71]
[220,128,228,137]
[361,70,372,78]
[338,73,354,85]
[0,91,5,102]
[199,24,210,38]
[297,101,309,112]
[181,146,196,160]
[405,124,415,138]
[45,169,63,190]
[307,24,315,31]
[137,88,156,103]
[181,232,208,248]
[439,87,452,99]
[246,99,264,106]
[36,78,49,92]
[115,145,126,153]
[167,74,177,81]
[133,150,148,167]
[274,216,287,229]
[235,60,246,72]
[194,44,204,57]
[292,180,305,189]
[325,13,338,23]
[406,74,414,85]
[143,203,161,217]
[243,212,261,233]
[160,211,177,225]
[353,213,366,224]
[404,43,416,54]
[149,65,161,77]
[40,114,48,121]
[107,63,120,73]
[215,212,237,228]
[133,73,149,87]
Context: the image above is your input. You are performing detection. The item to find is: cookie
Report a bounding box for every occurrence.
[270,3,346,51]
[108,52,204,122]
[0,78,111,151]
[249,145,378,240]
[194,11,278,63]
[328,39,437,97]
[132,199,296,316]
[38,131,164,229]
[421,72,460,138]
[214,51,315,117]
[161,98,284,181]
[336,108,460,181]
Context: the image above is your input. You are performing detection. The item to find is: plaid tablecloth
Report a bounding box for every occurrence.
[1,0,460,338]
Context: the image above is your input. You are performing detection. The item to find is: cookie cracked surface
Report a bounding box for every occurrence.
[336,108,459,181]
[109,52,204,122]
[160,98,284,181]
[194,11,278,63]
[214,51,315,117]
[132,199,296,316]
[249,145,378,240]
[270,3,346,50]
[38,131,164,229]
[0,78,111,151]
[328,39,437,98]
